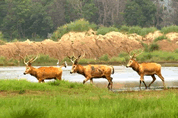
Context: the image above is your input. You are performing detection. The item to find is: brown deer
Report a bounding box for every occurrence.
[68,53,114,90]
[126,50,166,89]
[21,55,67,83]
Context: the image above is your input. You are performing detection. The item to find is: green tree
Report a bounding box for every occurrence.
[1,0,54,40]
[65,0,98,23]
[124,0,156,27]
[0,0,7,27]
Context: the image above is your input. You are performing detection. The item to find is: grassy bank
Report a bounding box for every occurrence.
[0,80,178,118]
[1,50,178,66]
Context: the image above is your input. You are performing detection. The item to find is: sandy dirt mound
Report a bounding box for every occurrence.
[157,40,178,51]
[166,32,178,41]
[1,30,178,62]
[0,31,143,61]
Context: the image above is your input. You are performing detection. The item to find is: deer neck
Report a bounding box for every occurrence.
[29,67,38,77]
[131,61,140,73]
[76,65,85,76]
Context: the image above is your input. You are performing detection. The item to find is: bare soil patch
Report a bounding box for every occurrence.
[0,31,178,61]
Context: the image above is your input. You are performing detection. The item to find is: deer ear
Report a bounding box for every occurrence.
[74,59,78,65]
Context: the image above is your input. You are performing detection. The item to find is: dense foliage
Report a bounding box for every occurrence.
[0,0,178,40]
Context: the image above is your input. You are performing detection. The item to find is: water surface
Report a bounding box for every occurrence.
[0,66,178,90]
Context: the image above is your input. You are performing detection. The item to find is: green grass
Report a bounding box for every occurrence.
[0,80,178,118]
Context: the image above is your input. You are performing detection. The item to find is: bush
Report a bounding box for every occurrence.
[119,25,130,33]
[96,27,119,35]
[99,54,109,61]
[174,49,178,53]
[141,42,149,52]
[161,25,178,34]
[119,26,157,36]
[149,43,159,52]
[51,19,97,40]
[128,26,142,34]
[139,27,157,36]
[109,57,126,63]
[154,35,168,42]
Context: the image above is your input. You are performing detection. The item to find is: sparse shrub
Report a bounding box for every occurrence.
[174,49,178,53]
[118,52,128,57]
[99,54,109,61]
[79,58,96,64]
[31,54,58,66]
[154,35,168,42]
[149,43,159,52]
[96,27,119,35]
[109,57,126,63]
[128,26,142,34]
[139,27,157,36]
[0,40,6,45]
[19,90,26,94]
[51,19,97,40]
[119,25,130,33]
[141,42,149,52]
[139,53,152,61]
[166,56,175,61]
[12,39,19,42]
[161,25,178,34]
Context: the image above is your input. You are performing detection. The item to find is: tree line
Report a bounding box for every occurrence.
[0,0,178,41]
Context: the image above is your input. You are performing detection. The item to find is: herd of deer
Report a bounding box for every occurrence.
[21,51,166,90]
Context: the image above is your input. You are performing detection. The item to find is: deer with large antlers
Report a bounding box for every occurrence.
[126,50,166,89]
[21,55,67,83]
[68,53,114,90]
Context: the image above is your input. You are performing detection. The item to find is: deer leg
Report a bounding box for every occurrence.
[83,77,91,84]
[106,76,113,90]
[42,80,45,83]
[38,78,43,83]
[56,76,62,81]
[90,78,93,84]
[140,75,147,89]
[148,75,156,88]
[157,73,166,89]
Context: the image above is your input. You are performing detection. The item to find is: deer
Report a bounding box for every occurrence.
[21,55,67,83]
[126,50,166,89]
[68,53,114,90]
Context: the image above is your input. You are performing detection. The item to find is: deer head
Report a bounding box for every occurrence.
[20,55,38,75]
[68,52,85,74]
[126,50,143,68]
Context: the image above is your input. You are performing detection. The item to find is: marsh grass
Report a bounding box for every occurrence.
[1,50,178,66]
[0,80,178,118]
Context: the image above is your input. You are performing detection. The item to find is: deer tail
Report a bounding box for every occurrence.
[111,66,114,74]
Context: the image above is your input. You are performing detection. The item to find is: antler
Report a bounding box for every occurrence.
[19,54,38,65]
[67,52,77,64]
[29,55,38,63]
[19,54,28,65]
[132,50,143,59]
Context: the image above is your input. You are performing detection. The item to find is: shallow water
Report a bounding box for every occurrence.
[0,65,178,90]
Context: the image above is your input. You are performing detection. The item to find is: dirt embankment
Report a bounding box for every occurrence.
[0,30,178,61]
